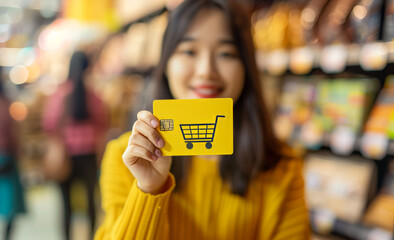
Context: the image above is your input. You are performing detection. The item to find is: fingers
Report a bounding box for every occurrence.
[137,110,159,129]
[130,133,162,158]
[124,110,165,167]
[132,112,164,149]
[123,145,158,166]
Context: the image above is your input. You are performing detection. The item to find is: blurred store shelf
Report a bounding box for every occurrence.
[256,41,394,76]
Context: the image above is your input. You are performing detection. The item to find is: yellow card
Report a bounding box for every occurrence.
[153,98,233,156]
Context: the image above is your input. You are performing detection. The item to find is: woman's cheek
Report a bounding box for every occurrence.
[168,56,193,78]
[221,61,244,82]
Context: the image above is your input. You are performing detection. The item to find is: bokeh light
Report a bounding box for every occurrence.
[0,24,11,43]
[353,5,368,21]
[16,47,36,66]
[9,101,28,121]
[10,65,29,84]
[26,62,41,83]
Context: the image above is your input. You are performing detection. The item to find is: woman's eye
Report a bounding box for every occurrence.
[219,52,237,58]
[182,50,195,56]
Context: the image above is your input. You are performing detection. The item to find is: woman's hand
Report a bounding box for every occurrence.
[123,110,172,194]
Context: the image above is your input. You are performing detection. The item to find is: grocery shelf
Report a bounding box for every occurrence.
[256,41,394,76]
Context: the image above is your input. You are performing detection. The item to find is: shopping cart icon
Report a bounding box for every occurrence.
[180,115,225,149]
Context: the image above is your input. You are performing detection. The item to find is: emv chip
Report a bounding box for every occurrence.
[160,119,174,131]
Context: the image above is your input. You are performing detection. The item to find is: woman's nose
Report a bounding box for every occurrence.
[195,52,219,80]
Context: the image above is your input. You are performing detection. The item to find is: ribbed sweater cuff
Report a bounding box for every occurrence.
[133,173,175,197]
[119,173,175,239]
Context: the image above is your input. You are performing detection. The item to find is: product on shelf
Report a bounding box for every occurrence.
[307,155,393,239]
[274,76,378,155]
[363,195,394,233]
[316,0,358,45]
[360,42,389,71]
[304,153,375,223]
[274,76,316,145]
[314,78,378,155]
[361,75,394,160]
[350,0,383,44]
[289,46,314,75]
[319,44,348,74]
[363,159,394,232]
[310,209,393,240]
[252,1,306,51]
[301,0,330,44]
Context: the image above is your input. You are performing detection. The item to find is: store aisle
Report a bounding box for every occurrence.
[0,183,91,240]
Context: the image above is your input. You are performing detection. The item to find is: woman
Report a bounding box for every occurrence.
[95,0,310,239]
[42,51,108,240]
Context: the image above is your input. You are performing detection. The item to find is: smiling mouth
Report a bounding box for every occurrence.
[190,85,224,98]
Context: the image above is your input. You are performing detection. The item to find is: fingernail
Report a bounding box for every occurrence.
[157,138,164,148]
[151,120,158,128]
[155,149,162,158]
[151,154,157,161]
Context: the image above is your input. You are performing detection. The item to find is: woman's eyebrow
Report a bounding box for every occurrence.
[179,37,235,45]
[219,39,235,45]
[180,37,195,42]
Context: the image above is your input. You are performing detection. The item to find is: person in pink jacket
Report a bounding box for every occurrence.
[42,51,108,240]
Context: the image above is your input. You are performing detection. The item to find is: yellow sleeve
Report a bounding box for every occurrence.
[272,158,311,240]
[258,158,311,240]
[94,133,175,240]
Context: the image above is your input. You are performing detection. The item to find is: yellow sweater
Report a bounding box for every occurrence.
[95,132,310,240]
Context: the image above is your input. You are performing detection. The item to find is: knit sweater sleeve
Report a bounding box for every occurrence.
[94,132,175,240]
[272,158,311,240]
[258,157,311,240]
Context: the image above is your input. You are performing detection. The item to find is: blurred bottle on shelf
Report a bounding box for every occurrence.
[362,158,394,233]
[350,0,384,44]
[301,0,330,44]
[360,75,394,160]
[316,0,358,45]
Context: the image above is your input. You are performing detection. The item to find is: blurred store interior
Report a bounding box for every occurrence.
[0,0,393,239]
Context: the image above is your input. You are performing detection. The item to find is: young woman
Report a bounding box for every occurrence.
[95,0,310,239]
[42,51,108,240]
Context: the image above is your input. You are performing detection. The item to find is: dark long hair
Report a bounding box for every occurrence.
[150,0,283,195]
[67,51,90,121]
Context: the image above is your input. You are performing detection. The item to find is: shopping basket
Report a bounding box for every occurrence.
[180,115,225,149]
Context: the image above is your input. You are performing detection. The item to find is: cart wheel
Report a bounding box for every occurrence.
[205,142,212,149]
[187,142,193,149]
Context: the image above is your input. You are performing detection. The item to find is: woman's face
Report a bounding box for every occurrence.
[166,7,245,101]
